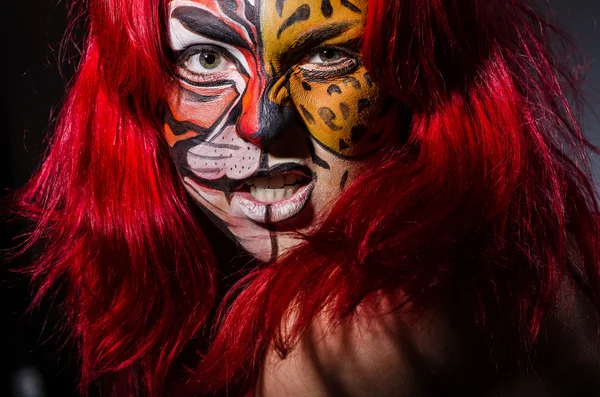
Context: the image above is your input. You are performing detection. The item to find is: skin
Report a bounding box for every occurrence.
[162,2,600,395]
[165,0,400,262]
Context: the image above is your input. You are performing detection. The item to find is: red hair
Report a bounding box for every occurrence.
[12,0,600,396]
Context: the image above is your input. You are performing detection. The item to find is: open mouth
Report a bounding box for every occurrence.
[238,173,311,203]
[185,162,315,224]
[231,164,315,223]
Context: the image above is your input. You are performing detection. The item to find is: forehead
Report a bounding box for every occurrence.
[168,0,367,45]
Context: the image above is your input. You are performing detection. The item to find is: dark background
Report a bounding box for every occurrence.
[1,0,599,396]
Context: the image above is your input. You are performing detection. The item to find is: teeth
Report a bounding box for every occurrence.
[253,178,268,188]
[265,188,275,202]
[270,175,285,188]
[247,173,308,203]
[284,174,297,185]
[275,188,285,200]
[254,186,265,202]
[248,174,305,188]
[284,185,295,198]
[250,184,302,202]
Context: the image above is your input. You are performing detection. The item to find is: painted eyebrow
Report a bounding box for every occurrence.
[280,22,357,66]
[171,6,250,50]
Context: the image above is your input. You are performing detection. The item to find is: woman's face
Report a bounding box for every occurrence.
[165,0,398,261]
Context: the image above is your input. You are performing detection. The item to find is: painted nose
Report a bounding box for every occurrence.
[237,74,295,148]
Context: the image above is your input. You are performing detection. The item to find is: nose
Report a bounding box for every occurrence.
[237,74,295,149]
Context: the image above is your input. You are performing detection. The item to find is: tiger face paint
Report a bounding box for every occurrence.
[166,0,401,261]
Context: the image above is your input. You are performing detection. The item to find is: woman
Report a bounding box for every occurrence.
[13,0,600,395]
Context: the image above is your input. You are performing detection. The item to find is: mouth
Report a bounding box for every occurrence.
[232,163,315,223]
[242,172,310,202]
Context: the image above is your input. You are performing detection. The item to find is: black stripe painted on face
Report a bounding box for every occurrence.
[216,0,258,44]
[268,229,278,263]
[318,107,343,131]
[182,87,220,103]
[340,170,349,190]
[244,0,258,25]
[276,0,288,17]
[201,141,241,150]
[364,72,373,87]
[165,106,210,137]
[300,105,316,124]
[341,0,362,13]
[358,98,371,113]
[301,60,359,82]
[277,4,311,39]
[260,150,269,170]
[339,102,350,119]
[351,125,367,142]
[339,139,350,150]
[321,0,333,17]
[343,76,361,90]
[327,84,342,95]
[307,137,331,170]
[177,76,238,88]
[280,22,354,68]
[172,6,250,50]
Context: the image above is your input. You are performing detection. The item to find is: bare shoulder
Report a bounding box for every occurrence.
[255,293,462,397]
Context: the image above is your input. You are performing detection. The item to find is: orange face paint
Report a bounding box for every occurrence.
[166,0,401,261]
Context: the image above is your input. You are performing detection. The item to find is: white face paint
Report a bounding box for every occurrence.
[164,0,401,261]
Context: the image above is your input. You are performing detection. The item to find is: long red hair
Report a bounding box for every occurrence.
[13,0,600,396]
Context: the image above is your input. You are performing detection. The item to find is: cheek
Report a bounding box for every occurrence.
[163,84,261,183]
[289,68,392,157]
[164,84,241,147]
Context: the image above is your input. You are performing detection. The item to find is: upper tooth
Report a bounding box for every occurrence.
[270,175,284,188]
[274,188,285,200]
[254,187,266,201]
[253,178,268,188]
[284,174,297,185]
[248,174,306,189]
[265,189,276,202]
[284,185,296,198]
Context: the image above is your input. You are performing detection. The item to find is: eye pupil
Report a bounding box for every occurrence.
[200,51,220,69]
[320,49,340,62]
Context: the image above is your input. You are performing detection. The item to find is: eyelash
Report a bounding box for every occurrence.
[175,44,237,85]
[174,44,361,85]
[299,46,361,77]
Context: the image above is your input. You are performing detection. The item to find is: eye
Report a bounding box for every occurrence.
[184,49,233,73]
[307,48,344,64]
[176,45,238,85]
[299,46,360,76]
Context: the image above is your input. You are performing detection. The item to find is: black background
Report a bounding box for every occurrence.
[1,0,598,396]
[1,2,79,396]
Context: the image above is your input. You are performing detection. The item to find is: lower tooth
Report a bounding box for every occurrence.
[250,185,303,202]
[284,185,295,198]
[275,188,285,201]
[265,189,276,202]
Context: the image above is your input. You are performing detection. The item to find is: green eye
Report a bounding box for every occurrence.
[318,49,342,63]
[182,47,233,74]
[300,47,360,77]
[199,51,221,69]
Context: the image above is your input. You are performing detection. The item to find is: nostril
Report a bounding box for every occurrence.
[249,99,296,148]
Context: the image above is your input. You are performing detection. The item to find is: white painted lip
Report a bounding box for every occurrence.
[232,181,315,223]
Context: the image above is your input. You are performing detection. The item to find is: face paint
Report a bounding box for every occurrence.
[166,0,401,262]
